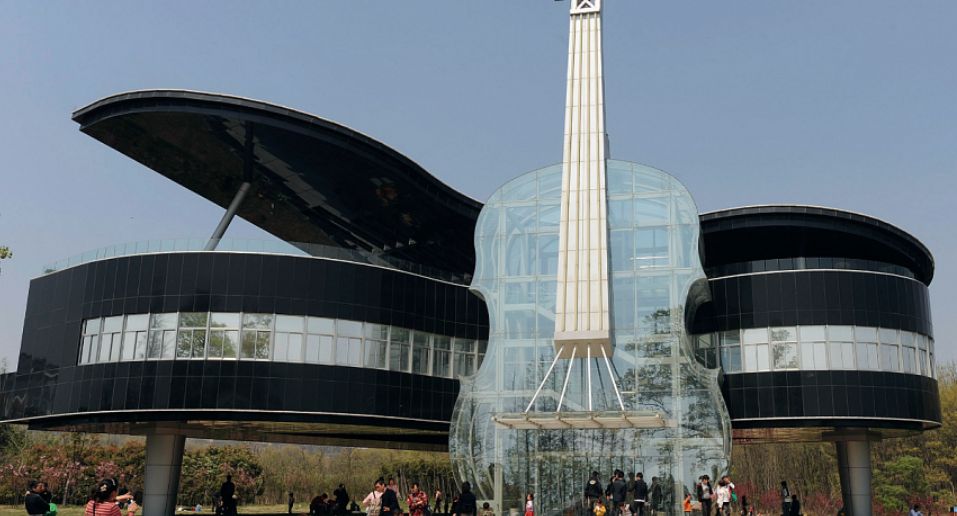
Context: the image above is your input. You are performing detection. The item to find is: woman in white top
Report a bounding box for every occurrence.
[362,481,386,516]
[714,479,732,516]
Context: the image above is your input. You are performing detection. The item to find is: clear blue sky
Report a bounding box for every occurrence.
[0,1,954,368]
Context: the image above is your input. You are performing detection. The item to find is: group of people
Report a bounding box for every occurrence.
[25,477,140,516]
[306,484,358,515]
[584,470,672,516]
[359,478,480,516]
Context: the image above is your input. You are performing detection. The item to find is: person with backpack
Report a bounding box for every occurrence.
[585,471,604,510]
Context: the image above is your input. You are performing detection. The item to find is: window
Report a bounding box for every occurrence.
[829,341,855,370]
[335,320,363,366]
[274,315,305,363]
[454,339,476,377]
[771,327,798,370]
[718,330,742,372]
[79,318,101,365]
[241,314,273,359]
[148,314,177,359]
[412,332,431,375]
[176,312,208,359]
[364,324,389,369]
[390,327,411,372]
[800,341,828,370]
[880,343,899,372]
[433,335,452,377]
[209,313,240,359]
[122,314,148,361]
[635,227,670,268]
[306,317,335,364]
[857,342,879,370]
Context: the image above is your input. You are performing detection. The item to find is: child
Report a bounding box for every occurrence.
[480,502,494,516]
[524,494,534,516]
[593,501,606,516]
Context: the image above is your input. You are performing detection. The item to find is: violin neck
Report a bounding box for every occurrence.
[554,0,612,358]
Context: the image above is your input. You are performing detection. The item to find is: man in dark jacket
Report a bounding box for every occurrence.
[381,486,400,516]
[608,471,627,516]
[458,482,477,516]
[24,480,49,516]
[585,471,603,508]
[333,484,349,515]
[220,475,236,516]
[631,473,648,516]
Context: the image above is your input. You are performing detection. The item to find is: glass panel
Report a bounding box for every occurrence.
[718,330,740,347]
[103,316,124,334]
[109,334,122,361]
[412,342,431,375]
[454,338,475,353]
[348,338,362,366]
[318,335,334,364]
[134,332,147,360]
[307,317,335,335]
[799,326,826,342]
[770,327,797,342]
[179,312,208,328]
[208,330,225,358]
[147,332,163,359]
[433,335,451,350]
[743,345,758,372]
[241,331,257,359]
[854,327,878,343]
[337,320,363,338]
[879,328,899,344]
[336,337,350,365]
[223,331,239,359]
[828,326,854,342]
[719,346,741,373]
[857,342,878,370]
[364,339,387,369]
[755,344,770,371]
[125,314,149,331]
[364,323,389,341]
[121,332,137,361]
[433,349,451,377]
[162,330,176,358]
[150,313,177,330]
[255,332,271,359]
[881,344,900,373]
[210,313,240,328]
[772,342,798,369]
[275,315,304,333]
[390,342,410,372]
[902,347,917,373]
[274,333,289,362]
[288,333,303,362]
[742,328,768,345]
[97,334,113,362]
[305,335,321,363]
[243,313,273,330]
[176,332,193,358]
[455,352,475,377]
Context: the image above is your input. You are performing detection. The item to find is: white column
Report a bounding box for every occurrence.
[143,433,186,516]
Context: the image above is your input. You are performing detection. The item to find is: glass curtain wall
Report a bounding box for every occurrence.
[450,161,731,515]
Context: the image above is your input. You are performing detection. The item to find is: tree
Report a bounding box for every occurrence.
[0,245,10,275]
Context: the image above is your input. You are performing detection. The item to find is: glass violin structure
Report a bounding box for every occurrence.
[450,1,732,513]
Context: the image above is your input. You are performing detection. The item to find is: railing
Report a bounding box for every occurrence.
[41,238,470,284]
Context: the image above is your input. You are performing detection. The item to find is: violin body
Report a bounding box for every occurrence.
[450,160,731,514]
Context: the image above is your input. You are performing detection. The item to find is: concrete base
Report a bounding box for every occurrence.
[143,433,186,516]
[827,430,877,516]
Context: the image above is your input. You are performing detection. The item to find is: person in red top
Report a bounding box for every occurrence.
[85,479,123,516]
[405,483,429,516]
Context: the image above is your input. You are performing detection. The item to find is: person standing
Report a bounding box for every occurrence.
[649,477,662,516]
[333,485,349,516]
[524,493,534,516]
[84,479,123,516]
[779,482,791,516]
[585,471,604,510]
[909,504,923,516]
[609,471,627,516]
[695,476,713,516]
[714,478,731,516]
[788,495,800,516]
[406,483,429,516]
[362,482,385,516]
[631,474,648,516]
[25,480,50,516]
[458,482,477,516]
[220,475,236,516]
[380,483,400,516]
[433,490,444,515]
[288,493,295,515]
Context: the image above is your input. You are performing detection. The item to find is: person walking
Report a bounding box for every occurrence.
[220,475,236,516]
[631,473,648,516]
[288,493,295,515]
[434,490,444,515]
[779,482,791,516]
[524,493,534,516]
[695,476,713,516]
[649,477,662,516]
[25,480,50,516]
[406,483,429,516]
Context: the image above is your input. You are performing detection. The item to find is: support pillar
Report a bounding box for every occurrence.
[204,181,251,251]
[826,429,878,516]
[143,433,186,516]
